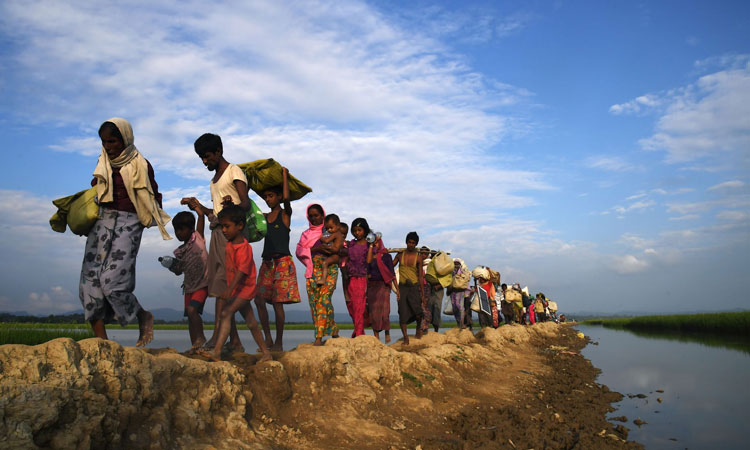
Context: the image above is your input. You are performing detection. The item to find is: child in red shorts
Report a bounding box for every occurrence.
[165,210,209,352]
[204,205,272,362]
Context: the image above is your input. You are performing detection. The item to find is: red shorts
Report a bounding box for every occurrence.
[184,287,208,316]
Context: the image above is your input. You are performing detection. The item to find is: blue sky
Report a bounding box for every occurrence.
[0,0,748,317]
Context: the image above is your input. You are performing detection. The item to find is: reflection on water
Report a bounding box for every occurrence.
[577,324,750,450]
[608,327,750,355]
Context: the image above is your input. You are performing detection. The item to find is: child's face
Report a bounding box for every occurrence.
[406,239,418,251]
[200,151,221,171]
[324,220,338,234]
[100,129,125,160]
[262,190,281,209]
[174,225,193,243]
[308,208,323,226]
[220,217,244,242]
[339,224,348,236]
[351,225,366,241]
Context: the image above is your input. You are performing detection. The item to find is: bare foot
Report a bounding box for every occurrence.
[136,311,154,347]
[203,338,216,350]
[258,352,273,363]
[415,329,423,340]
[385,333,391,343]
[196,349,221,362]
[331,331,339,339]
[270,342,284,352]
[313,338,323,346]
[402,335,410,346]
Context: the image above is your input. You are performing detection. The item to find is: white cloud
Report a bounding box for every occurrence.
[585,155,643,172]
[610,254,649,274]
[708,180,745,191]
[608,94,661,115]
[613,199,656,215]
[634,56,750,165]
[669,214,700,221]
[716,210,749,221]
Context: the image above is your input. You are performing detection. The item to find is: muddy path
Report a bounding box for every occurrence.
[0,323,640,449]
[215,323,642,449]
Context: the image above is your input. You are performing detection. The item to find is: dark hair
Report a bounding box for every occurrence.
[324,213,341,225]
[98,121,124,143]
[307,204,324,217]
[172,211,196,230]
[501,283,507,290]
[194,133,222,157]
[419,245,430,253]
[217,204,245,226]
[406,231,419,244]
[263,185,283,195]
[351,217,370,234]
[340,222,349,231]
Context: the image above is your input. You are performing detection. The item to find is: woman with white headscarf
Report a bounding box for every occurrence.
[79,118,171,346]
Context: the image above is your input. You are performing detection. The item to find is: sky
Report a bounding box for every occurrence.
[0,0,748,317]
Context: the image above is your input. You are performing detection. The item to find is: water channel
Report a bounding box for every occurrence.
[576,324,750,449]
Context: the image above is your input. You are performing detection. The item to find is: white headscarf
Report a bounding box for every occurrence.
[93,118,171,240]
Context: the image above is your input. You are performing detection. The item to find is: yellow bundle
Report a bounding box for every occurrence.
[238,159,312,201]
[50,187,100,236]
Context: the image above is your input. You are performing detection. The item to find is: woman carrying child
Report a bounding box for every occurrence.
[79,118,171,346]
[297,204,340,345]
[366,232,395,343]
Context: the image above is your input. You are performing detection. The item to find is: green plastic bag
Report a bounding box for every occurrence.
[50,187,100,236]
[237,159,312,201]
[244,198,267,243]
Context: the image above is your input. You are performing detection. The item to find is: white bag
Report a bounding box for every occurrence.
[443,297,454,315]
[433,251,453,276]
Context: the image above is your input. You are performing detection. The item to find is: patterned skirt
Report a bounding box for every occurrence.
[79,208,144,326]
[306,256,339,339]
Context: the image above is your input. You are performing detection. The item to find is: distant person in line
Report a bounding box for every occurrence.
[255,167,302,351]
[200,205,271,363]
[366,230,396,343]
[79,118,170,347]
[297,204,340,345]
[393,231,426,344]
[420,247,443,334]
[499,283,514,324]
[163,211,209,352]
[472,267,496,328]
[346,218,372,338]
[447,258,472,330]
[182,133,248,354]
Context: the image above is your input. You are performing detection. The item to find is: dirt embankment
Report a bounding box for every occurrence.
[0,323,641,449]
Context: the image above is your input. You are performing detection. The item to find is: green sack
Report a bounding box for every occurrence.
[244,198,267,243]
[50,187,100,236]
[237,159,312,201]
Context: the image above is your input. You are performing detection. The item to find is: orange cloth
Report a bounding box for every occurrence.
[225,239,257,300]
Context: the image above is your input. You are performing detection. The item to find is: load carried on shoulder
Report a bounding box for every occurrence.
[238,158,312,201]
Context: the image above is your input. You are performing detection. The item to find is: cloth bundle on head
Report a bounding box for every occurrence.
[92,117,171,240]
[295,203,325,279]
[472,266,490,281]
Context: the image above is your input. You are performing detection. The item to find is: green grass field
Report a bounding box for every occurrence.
[0,323,95,346]
[0,319,466,346]
[583,312,750,335]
